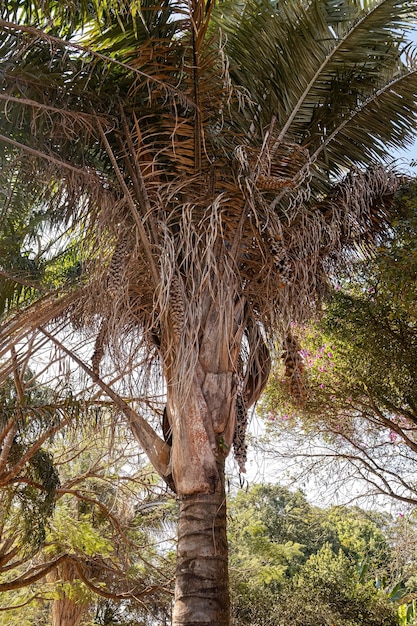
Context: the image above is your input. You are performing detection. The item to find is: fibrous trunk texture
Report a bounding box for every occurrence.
[50,561,89,626]
[172,459,230,626]
[52,598,87,626]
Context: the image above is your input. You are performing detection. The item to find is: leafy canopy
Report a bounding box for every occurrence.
[262,184,417,504]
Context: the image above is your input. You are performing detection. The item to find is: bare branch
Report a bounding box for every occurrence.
[0,554,68,592]
[39,327,171,481]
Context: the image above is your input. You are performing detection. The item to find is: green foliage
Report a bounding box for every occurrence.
[0,182,47,314]
[229,505,302,588]
[326,506,392,571]
[218,0,417,179]
[0,416,175,625]
[290,544,397,626]
[0,597,50,626]
[8,446,60,547]
[0,167,84,315]
[399,600,417,626]
[229,484,399,626]
[230,484,340,560]
[0,379,64,549]
[371,183,417,314]
[46,501,114,557]
[261,182,417,503]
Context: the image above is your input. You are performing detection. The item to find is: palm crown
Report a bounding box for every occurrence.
[0,0,416,472]
[1,1,417,622]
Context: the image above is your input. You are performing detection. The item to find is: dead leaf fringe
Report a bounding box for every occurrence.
[0,1,408,419]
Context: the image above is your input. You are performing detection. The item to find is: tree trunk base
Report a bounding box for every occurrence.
[172,460,230,626]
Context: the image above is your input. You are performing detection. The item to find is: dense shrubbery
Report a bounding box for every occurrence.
[229,484,413,626]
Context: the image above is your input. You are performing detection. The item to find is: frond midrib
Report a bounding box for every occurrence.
[276,0,414,143]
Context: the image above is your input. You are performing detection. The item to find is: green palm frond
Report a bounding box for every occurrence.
[1,0,144,36]
[222,0,417,181]
[310,65,417,170]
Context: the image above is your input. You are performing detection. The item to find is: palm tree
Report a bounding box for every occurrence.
[1,0,417,623]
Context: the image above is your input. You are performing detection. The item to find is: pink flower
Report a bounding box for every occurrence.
[320,383,325,389]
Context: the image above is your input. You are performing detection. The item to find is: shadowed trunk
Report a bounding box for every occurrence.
[52,597,88,626]
[172,458,229,625]
[50,561,90,626]
[165,299,267,624]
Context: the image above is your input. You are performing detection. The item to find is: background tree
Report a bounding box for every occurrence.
[0,415,175,626]
[261,183,417,505]
[1,1,417,623]
[228,484,402,626]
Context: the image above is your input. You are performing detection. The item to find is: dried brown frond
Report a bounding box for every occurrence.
[282,333,307,405]
[0,3,407,426]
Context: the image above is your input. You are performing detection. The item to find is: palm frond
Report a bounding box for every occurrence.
[221,0,417,181]
[311,65,417,173]
[0,0,416,483]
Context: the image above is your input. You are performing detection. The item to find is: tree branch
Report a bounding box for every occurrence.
[0,554,68,592]
[39,328,171,482]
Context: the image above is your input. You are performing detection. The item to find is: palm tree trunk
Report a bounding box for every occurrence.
[172,458,230,625]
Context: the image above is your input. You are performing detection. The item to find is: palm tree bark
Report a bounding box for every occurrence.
[172,457,229,626]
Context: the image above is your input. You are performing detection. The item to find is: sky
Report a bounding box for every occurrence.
[392,136,417,172]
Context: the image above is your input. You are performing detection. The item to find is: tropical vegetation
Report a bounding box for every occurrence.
[262,183,417,505]
[1,0,417,623]
[229,485,414,626]
[0,407,175,625]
